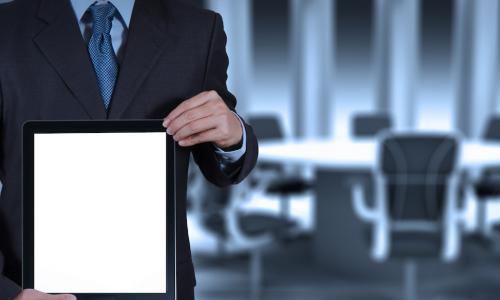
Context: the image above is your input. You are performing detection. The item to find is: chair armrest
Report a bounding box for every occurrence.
[442,174,468,262]
[350,178,390,261]
[351,182,379,222]
[223,189,273,252]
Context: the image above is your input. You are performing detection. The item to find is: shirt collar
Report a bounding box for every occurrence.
[70,0,135,27]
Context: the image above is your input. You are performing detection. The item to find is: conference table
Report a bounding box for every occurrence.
[259,139,500,169]
[258,138,500,278]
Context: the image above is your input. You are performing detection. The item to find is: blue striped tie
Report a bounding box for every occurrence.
[87,3,119,111]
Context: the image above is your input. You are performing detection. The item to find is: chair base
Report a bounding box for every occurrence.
[403,260,418,300]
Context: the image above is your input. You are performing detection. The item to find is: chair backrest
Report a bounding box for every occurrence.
[247,115,284,141]
[352,114,392,138]
[378,134,458,221]
[483,116,500,141]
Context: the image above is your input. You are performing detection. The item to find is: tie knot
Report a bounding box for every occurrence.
[88,2,117,35]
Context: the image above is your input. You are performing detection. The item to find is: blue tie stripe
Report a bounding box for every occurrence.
[88,3,119,111]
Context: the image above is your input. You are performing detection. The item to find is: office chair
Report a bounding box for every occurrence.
[350,133,469,300]
[247,115,313,220]
[474,116,500,237]
[352,113,392,138]
[191,168,297,299]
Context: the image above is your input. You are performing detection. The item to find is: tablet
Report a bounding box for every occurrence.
[22,120,176,300]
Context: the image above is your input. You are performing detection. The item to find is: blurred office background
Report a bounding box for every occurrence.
[185,0,500,299]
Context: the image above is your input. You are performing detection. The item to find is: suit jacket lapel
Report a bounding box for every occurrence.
[33,0,107,119]
[108,0,179,119]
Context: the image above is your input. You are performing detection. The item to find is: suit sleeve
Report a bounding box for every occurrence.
[0,78,20,300]
[0,254,20,300]
[191,12,258,188]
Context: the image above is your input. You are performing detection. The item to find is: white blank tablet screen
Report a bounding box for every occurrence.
[33,132,167,293]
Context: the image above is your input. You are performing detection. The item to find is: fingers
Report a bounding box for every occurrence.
[166,101,219,136]
[173,116,219,142]
[174,112,238,148]
[16,289,44,300]
[163,91,218,127]
[15,289,76,300]
[177,128,220,147]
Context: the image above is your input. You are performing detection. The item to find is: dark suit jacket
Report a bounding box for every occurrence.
[0,0,258,298]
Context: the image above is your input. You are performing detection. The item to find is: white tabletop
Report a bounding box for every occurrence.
[258,139,500,170]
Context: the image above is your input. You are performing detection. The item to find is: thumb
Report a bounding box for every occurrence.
[52,295,76,300]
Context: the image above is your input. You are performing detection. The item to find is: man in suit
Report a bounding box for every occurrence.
[0,0,258,299]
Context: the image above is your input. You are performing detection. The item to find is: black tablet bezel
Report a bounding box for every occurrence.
[22,120,176,300]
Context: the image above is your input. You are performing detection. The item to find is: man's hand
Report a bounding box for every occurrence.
[163,91,243,149]
[15,289,76,300]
